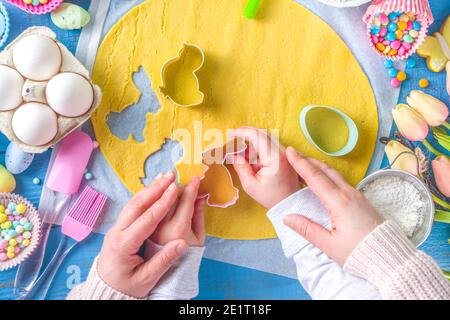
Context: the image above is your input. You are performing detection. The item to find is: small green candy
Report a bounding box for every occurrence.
[51,3,90,30]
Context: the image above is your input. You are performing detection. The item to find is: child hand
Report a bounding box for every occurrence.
[282,147,384,266]
[229,127,300,208]
[97,172,189,298]
[151,176,205,247]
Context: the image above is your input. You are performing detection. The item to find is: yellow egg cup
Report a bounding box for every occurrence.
[159,43,205,108]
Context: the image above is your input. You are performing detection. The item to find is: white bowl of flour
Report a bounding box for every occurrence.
[357,169,434,247]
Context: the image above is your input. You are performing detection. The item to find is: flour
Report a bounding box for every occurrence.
[361,176,425,238]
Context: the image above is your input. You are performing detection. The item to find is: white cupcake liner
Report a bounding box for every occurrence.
[363,0,434,61]
[0,193,41,272]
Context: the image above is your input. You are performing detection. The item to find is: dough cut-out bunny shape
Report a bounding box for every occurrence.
[159,43,205,107]
[417,16,450,72]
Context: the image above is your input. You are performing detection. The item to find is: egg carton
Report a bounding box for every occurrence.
[0,27,101,154]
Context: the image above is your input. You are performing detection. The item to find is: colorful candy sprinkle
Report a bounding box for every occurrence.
[369,11,421,58]
[0,200,33,262]
[32,177,41,185]
[397,71,407,81]
[419,78,429,88]
[84,172,93,180]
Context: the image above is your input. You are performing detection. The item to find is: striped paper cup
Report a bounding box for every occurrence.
[0,193,41,272]
[363,0,434,60]
[5,0,63,15]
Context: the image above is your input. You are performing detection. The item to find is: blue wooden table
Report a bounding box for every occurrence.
[0,0,448,300]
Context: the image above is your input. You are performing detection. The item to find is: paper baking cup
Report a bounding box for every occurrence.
[0,2,10,48]
[363,0,434,60]
[5,0,63,15]
[0,193,41,272]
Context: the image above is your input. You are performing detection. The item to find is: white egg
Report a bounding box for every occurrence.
[0,65,24,111]
[46,72,94,117]
[12,102,58,146]
[12,35,62,81]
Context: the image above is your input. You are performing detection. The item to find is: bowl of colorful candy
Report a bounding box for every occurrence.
[0,193,40,271]
[0,2,10,48]
[5,0,63,15]
[363,0,434,60]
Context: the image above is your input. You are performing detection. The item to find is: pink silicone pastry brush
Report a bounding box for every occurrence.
[23,186,107,300]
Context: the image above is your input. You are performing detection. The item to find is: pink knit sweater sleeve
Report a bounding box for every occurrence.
[344,221,450,300]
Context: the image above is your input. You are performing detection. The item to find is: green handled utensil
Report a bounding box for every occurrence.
[244,0,261,19]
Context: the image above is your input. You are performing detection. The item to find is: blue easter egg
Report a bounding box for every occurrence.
[387,22,397,32]
[384,60,394,69]
[388,68,398,78]
[406,58,416,69]
[413,21,421,31]
[386,32,396,41]
[5,142,34,174]
[370,26,380,35]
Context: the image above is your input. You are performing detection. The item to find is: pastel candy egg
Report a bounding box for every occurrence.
[0,214,6,223]
[51,3,91,30]
[370,26,380,35]
[12,102,58,146]
[8,202,16,211]
[391,40,401,50]
[46,72,94,117]
[16,235,23,243]
[388,68,398,78]
[376,43,385,52]
[0,65,24,111]
[398,46,406,56]
[399,14,409,22]
[403,34,413,43]
[15,203,26,214]
[12,221,19,228]
[12,35,62,81]
[387,22,397,32]
[386,32,396,41]
[402,42,412,50]
[0,205,5,213]
[388,49,398,56]
[397,21,407,30]
[14,246,21,254]
[413,21,421,30]
[19,217,28,225]
[371,35,379,44]
[406,21,413,30]
[6,252,14,259]
[379,27,387,37]
[23,222,32,231]
[23,231,31,239]
[406,58,416,68]
[0,240,7,250]
[5,143,34,174]
[380,13,389,24]
[0,165,16,193]
[383,45,391,54]
[394,30,403,39]
[15,225,23,233]
[409,30,418,38]
[0,253,7,261]
[22,239,30,247]
[391,78,401,88]
[384,60,394,69]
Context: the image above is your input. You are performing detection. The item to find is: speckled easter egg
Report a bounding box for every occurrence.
[51,3,90,30]
[5,143,34,174]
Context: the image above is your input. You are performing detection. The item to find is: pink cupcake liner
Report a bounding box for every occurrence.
[363,0,434,61]
[5,0,63,15]
[0,193,41,272]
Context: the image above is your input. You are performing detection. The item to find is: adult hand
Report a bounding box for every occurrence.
[97,172,189,298]
[229,127,300,208]
[151,175,206,247]
[283,147,384,265]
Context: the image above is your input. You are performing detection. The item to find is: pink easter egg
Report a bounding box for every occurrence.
[402,42,412,50]
[391,78,401,88]
[380,13,388,25]
[14,247,21,254]
[7,215,14,221]
[371,35,379,44]
[398,47,406,56]
[0,240,7,250]
[5,209,12,215]
[379,27,387,37]
[383,40,390,45]
[391,40,401,50]
[406,21,413,30]
[0,253,7,261]
[15,235,23,243]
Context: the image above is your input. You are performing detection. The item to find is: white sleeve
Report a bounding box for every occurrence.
[267,188,381,300]
[144,240,205,300]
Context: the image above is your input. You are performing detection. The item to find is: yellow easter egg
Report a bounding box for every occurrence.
[0,165,15,193]
[92,0,378,240]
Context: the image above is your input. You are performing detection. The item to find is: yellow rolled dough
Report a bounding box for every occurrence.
[92,0,378,240]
